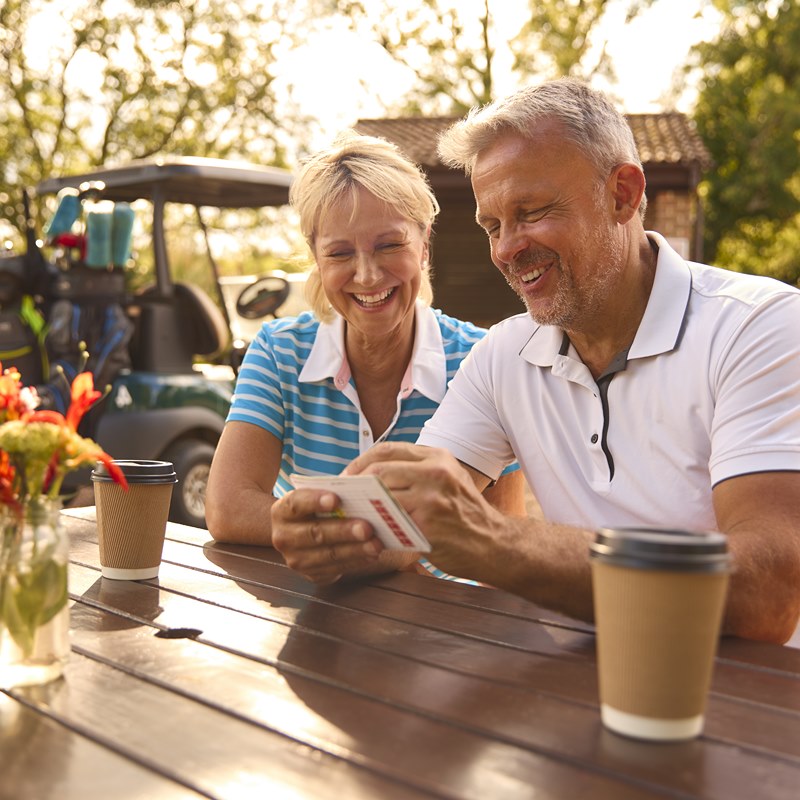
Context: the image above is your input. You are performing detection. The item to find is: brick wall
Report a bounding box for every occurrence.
[646,190,695,258]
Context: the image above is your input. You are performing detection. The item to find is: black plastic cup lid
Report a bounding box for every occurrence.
[590,527,730,573]
[91,459,178,484]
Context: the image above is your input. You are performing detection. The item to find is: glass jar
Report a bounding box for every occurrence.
[0,498,69,688]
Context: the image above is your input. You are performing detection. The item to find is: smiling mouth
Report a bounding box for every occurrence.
[519,265,550,284]
[353,287,396,307]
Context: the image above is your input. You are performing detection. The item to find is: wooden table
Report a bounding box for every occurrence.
[2,507,799,799]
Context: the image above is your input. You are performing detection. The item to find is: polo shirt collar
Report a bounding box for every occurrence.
[628,232,691,359]
[520,233,691,367]
[299,300,447,402]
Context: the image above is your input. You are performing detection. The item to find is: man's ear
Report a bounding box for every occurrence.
[610,163,646,223]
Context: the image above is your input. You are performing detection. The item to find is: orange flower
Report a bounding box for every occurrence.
[0,364,39,422]
[0,363,127,501]
[28,371,102,433]
[27,410,65,426]
[0,451,19,509]
[66,372,103,431]
[94,453,128,489]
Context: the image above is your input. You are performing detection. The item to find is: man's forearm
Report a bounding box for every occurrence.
[494,518,596,622]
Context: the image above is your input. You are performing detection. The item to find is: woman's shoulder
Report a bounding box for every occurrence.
[429,307,488,344]
[259,310,320,341]
[247,312,321,368]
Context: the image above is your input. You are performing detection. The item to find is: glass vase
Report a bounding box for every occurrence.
[0,497,69,688]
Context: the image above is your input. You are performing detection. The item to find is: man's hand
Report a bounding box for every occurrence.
[344,442,510,584]
[346,442,598,620]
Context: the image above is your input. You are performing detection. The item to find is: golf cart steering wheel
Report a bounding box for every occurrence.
[236,276,291,320]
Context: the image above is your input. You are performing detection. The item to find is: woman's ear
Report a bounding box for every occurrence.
[610,163,646,223]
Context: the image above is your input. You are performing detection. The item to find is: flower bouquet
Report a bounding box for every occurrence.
[0,363,126,688]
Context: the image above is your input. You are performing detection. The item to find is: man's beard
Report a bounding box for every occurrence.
[506,228,624,332]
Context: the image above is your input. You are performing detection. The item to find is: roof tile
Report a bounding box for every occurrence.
[355,113,712,170]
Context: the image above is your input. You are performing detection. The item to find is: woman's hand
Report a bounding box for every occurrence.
[270,488,384,584]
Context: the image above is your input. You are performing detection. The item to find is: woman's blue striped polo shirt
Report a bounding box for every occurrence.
[228,302,497,495]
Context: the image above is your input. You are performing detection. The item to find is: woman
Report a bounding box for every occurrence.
[205,131,524,577]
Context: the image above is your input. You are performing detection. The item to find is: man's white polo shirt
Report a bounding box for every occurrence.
[417,234,800,530]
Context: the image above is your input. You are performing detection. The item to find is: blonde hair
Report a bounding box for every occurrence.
[291,131,439,322]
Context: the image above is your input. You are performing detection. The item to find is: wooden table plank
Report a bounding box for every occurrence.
[68,528,800,720]
[69,519,797,672]
[14,651,430,800]
[58,508,800,800]
[164,526,800,671]
[0,692,204,800]
[66,506,800,663]
[64,562,800,800]
[66,602,667,800]
[68,529,800,725]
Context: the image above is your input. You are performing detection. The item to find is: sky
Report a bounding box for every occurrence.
[277,0,722,144]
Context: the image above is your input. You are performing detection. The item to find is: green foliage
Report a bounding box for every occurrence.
[0,0,304,245]
[715,214,800,285]
[332,0,659,116]
[512,0,656,82]
[691,0,800,283]
[321,0,495,116]
[0,534,67,656]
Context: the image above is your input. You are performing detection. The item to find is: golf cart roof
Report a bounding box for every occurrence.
[36,156,292,208]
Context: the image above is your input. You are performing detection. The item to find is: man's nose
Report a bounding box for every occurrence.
[492,226,528,268]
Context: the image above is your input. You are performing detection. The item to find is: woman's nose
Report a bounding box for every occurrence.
[353,252,381,285]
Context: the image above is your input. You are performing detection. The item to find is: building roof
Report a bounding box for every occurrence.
[355,113,712,171]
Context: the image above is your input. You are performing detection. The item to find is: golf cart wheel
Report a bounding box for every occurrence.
[164,440,216,528]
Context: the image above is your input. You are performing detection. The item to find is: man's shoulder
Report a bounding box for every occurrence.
[482,312,538,342]
[447,312,540,370]
[434,309,538,352]
[688,262,800,307]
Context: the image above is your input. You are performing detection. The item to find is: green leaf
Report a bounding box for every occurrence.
[35,560,68,626]
[1,571,35,656]
[0,555,67,657]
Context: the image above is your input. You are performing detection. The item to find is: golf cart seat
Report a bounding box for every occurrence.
[130,283,230,373]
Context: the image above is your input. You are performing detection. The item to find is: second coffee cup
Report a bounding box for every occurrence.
[91,460,178,580]
[590,527,730,742]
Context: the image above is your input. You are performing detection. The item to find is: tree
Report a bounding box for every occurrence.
[317,0,658,117]
[511,0,656,86]
[305,0,498,116]
[0,0,304,245]
[691,0,800,284]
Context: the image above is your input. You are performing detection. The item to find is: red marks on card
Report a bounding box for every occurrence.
[370,498,414,548]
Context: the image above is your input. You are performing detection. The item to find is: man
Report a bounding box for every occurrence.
[271,78,800,644]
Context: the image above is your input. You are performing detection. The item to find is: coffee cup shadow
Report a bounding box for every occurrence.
[72,576,164,632]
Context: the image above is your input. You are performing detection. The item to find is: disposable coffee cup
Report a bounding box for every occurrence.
[590,527,730,742]
[91,460,178,580]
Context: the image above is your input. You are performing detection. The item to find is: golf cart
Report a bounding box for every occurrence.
[7,157,300,527]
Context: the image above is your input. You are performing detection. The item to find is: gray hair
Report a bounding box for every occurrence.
[437,77,647,218]
[290,130,438,321]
